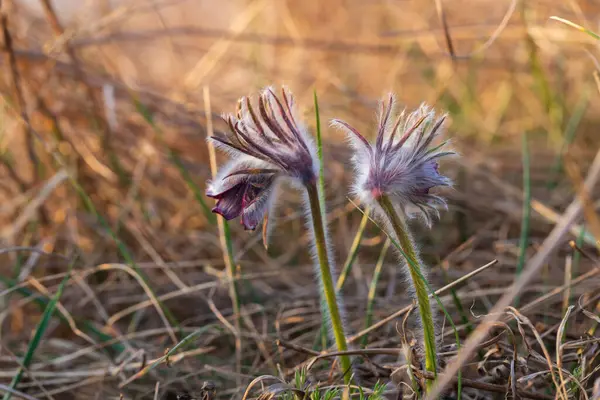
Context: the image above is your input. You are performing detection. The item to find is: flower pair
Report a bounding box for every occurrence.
[207,87,454,231]
[206,86,455,385]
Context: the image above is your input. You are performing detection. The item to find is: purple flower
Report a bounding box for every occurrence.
[207,87,318,230]
[332,95,454,225]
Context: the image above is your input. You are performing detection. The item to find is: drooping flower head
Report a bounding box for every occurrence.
[207,87,319,230]
[332,95,454,225]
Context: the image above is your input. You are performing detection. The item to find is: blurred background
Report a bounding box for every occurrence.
[3,1,600,399]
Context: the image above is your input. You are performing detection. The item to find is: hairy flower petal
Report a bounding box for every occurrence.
[208,183,245,220]
[207,86,317,230]
[333,96,455,223]
[207,167,276,230]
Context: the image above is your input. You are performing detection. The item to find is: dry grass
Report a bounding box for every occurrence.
[2,0,600,399]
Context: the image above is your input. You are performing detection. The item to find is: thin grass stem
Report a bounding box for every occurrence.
[524,4,563,149]
[3,266,72,400]
[547,87,590,189]
[313,90,338,354]
[337,209,370,291]
[313,90,326,216]
[362,238,390,348]
[204,86,242,385]
[571,224,585,306]
[550,16,600,40]
[515,132,531,306]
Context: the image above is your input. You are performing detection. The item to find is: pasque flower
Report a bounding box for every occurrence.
[206,87,318,230]
[333,94,455,390]
[207,87,352,383]
[332,95,454,225]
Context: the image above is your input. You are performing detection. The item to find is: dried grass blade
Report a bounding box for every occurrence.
[119,325,214,388]
[427,147,600,400]
[204,86,242,385]
[132,95,216,224]
[336,209,370,291]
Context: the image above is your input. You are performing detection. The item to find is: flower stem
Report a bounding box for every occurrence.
[378,194,437,388]
[305,182,351,383]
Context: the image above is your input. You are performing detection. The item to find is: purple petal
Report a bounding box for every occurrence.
[242,179,267,209]
[267,88,309,154]
[376,94,393,153]
[207,172,275,230]
[241,207,264,231]
[331,119,373,156]
[208,183,245,221]
[212,87,318,186]
[424,160,440,176]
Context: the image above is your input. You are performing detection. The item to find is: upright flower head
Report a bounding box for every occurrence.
[332,95,454,225]
[207,87,319,230]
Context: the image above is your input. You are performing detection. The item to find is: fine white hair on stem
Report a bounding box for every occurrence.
[301,190,349,332]
[373,204,441,356]
[334,94,456,379]
[209,86,353,381]
[301,190,354,365]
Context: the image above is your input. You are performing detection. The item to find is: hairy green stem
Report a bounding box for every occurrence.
[305,182,351,383]
[378,194,437,387]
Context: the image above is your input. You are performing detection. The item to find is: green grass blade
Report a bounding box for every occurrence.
[312,92,352,381]
[313,314,329,351]
[132,96,216,225]
[572,225,585,291]
[550,16,600,40]
[515,133,531,306]
[3,269,71,400]
[362,238,390,348]
[0,275,124,354]
[0,275,54,310]
[548,87,591,188]
[221,221,239,311]
[441,268,475,334]
[524,5,563,147]
[313,90,327,218]
[337,209,370,291]
[571,225,597,335]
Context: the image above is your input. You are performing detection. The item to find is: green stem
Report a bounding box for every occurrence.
[515,132,531,307]
[378,194,437,388]
[305,182,351,383]
[362,238,391,348]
